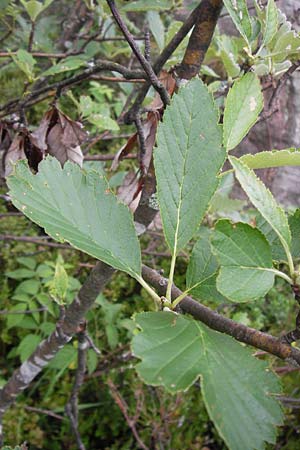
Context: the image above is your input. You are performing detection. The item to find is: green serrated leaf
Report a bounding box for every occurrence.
[7,157,141,278]
[154,78,225,255]
[230,157,291,260]
[11,49,36,81]
[212,220,275,302]
[262,0,278,46]
[223,0,252,45]
[223,73,263,151]
[186,228,225,303]
[132,312,283,450]
[239,148,300,169]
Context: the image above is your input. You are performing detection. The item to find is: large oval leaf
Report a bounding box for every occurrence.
[212,220,275,302]
[154,78,225,255]
[229,156,291,254]
[223,73,263,151]
[7,157,141,278]
[132,311,283,450]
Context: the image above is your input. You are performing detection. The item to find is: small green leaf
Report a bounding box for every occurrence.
[289,210,300,259]
[16,256,37,270]
[15,279,40,295]
[48,256,69,305]
[212,220,275,302]
[87,114,119,131]
[147,11,164,50]
[6,269,36,280]
[20,0,53,21]
[17,334,42,362]
[240,148,300,169]
[7,304,27,329]
[11,49,36,81]
[41,56,87,77]
[48,345,77,370]
[262,0,278,46]
[121,0,171,11]
[223,0,252,45]
[223,73,263,151]
[7,157,141,278]
[186,228,225,303]
[154,78,225,255]
[230,157,291,256]
[217,35,240,79]
[132,312,283,450]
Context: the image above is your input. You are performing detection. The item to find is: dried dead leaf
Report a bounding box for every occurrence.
[4,134,27,177]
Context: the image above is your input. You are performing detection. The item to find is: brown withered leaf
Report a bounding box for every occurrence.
[117,170,141,210]
[30,108,53,152]
[139,111,159,172]
[4,131,44,177]
[1,123,13,178]
[31,107,87,167]
[4,134,27,177]
[111,132,137,171]
[150,70,176,111]
[111,71,176,172]
[47,109,86,166]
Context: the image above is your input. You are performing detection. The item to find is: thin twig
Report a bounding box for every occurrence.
[107,379,149,450]
[124,1,208,123]
[267,61,300,112]
[84,153,137,161]
[106,0,170,108]
[24,405,65,421]
[28,20,36,52]
[0,234,73,249]
[0,60,146,118]
[141,265,300,365]
[65,330,88,450]
[0,212,23,218]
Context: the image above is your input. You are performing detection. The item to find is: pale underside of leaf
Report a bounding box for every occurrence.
[239,148,300,169]
[7,157,141,278]
[229,157,291,250]
[223,73,264,151]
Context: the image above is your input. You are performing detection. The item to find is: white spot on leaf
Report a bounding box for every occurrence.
[249,97,257,112]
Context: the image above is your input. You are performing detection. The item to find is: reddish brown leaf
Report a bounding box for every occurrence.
[4,134,27,177]
[111,132,137,171]
[150,70,176,111]
[30,108,54,152]
[47,109,86,166]
[30,107,87,167]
